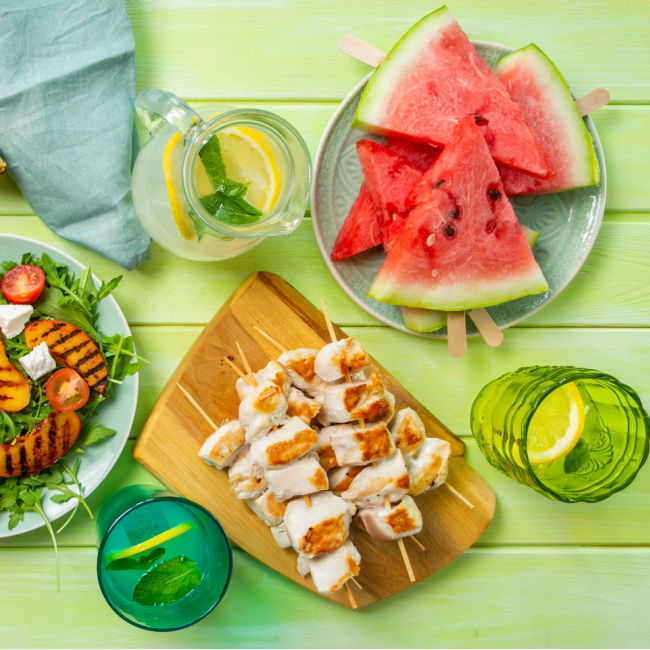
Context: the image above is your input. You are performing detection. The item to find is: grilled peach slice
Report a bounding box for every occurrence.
[0,411,81,477]
[24,320,108,394]
[0,337,30,412]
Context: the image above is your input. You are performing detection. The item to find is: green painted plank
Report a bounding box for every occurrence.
[2,546,649,648]
[4,435,649,549]
[0,214,648,327]
[2,103,650,214]
[126,0,650,101]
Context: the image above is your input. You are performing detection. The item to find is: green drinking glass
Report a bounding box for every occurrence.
[470,366,650,502]
[96,485,232,631]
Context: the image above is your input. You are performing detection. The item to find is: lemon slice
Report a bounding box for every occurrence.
[218,126,281,213]
[107,522,193,561]
[527,382,585,465]
[163,132,195,240]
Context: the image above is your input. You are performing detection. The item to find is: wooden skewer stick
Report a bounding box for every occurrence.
[408,535,426,552]
[223,357,253,385]
[445,482,475,509]
[304,494,312,507]
[339,35,609,118]
[350,576,363,591]
[345,581,358,609]
[252,325,288,353]
[468,309,504,347]
[236,341,257,386]
[397,538,416,582]
[178,383,219,430]
[446,311,467,357]
[320,297,338,344]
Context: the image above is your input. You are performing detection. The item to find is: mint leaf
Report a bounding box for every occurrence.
[199,191,263,225]
[107,547,165,571]
[563,439,590,474]
[76,423,116,448]
[133,556,202,606]
[198,136,227,190]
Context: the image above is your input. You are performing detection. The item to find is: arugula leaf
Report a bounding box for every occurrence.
[76,423,116,448]
[198,135,227,190]
[133,556,202,606]
[107,547,165,571]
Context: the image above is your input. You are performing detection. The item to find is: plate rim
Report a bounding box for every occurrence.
[310,40,608,338]
[0,234,138,538]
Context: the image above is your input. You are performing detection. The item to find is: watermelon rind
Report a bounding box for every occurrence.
[353,6,453,134]
[369,265,549,312]
[521,224,540,248]
[495,44,600,193]
[401,306,445,333]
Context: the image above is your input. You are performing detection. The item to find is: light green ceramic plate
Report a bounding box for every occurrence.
[0,235,138,537]
[311,41,607,338]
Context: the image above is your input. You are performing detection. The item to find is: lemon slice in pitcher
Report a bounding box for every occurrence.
[218,126,281,213]
[107,522,193,561]
[163,132,195,240]
[527,382,585,465]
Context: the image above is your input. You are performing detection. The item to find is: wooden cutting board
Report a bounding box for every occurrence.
[133,272,495,609]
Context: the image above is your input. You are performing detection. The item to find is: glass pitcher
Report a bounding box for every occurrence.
[132,89,311,261]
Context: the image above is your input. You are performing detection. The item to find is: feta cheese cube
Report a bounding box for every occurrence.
[0,304,33,339]
[19,341,55,381]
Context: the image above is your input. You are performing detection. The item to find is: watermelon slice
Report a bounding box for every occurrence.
[331,183,383,261]
[356,139,423,251]
[384,137,440,171]
[353,6,553,178]
[495,44,600,195]
[368,116,549,311]
[399,223,540,333]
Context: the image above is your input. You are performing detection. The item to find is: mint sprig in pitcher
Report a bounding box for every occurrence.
[132,89,311,261]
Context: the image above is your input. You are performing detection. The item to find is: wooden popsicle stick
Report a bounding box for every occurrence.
[340,35,610,119]
[446,311,467,357]
[223,357,253,385]
[468,308,504,347]
[252,325,288,353]
[236,340,257,386]
[320,297,338,344]
[338,35,386,67]
[445,482,474,509]
[576,88,610,116]
[178,383,220,431]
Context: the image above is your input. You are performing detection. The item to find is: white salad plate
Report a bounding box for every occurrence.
[0,234,138,538]
[311,40,607,338]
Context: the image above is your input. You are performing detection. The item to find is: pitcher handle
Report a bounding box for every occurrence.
[135,88,202,137]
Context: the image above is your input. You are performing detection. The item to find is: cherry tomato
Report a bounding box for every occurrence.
[1,264,45,304]
[45,368,90,412]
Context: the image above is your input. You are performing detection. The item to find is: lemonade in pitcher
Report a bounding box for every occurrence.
[132,90,311,261]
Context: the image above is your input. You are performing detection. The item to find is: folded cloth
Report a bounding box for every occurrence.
[0,0,151,269]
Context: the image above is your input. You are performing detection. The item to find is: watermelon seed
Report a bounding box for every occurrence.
[486,219,497,234]
[431,269,438,278]
[487,188,502,200]
[432,179,444,188]
[474,115,489,125]
[444,224,456,238]
[426,234,436,247]
[450,208,460,219]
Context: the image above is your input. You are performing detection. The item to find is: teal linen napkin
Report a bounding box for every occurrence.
[0,0,151,269]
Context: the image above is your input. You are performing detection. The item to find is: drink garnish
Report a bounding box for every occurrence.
[106,546,165,571]
[527,381,585,465]
[107,521,193,561]
[132,555,202,606]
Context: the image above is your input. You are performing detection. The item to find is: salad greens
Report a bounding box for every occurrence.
[0,252,146,543]
[198,135,263,225]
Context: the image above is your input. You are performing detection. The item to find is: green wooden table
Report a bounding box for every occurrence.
[1,1,649,647]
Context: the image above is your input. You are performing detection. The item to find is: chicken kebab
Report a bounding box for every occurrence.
[194,329,459,602]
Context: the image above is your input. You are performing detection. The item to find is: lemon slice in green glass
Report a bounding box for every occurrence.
[527,382,585,465]
[107,522,193,561]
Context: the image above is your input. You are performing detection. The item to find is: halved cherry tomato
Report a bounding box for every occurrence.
[45,368,90,412]
[1,264,45,304]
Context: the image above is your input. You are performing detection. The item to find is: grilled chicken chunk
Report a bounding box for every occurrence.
[264,451,328,501]
[250,416,318,468]
[286,387,320,424]
[314,338,370,382]
[277,348,324,396]
[238,379,288,442]
[358,495,423,541]
[390,408,426,456]
[406,437,452,496]
[0,411,81,477]
[0,337,31,412]
[330,422,395,466]
[198,419,246,470]
[24,320,108,394]
[299,540,362,594]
